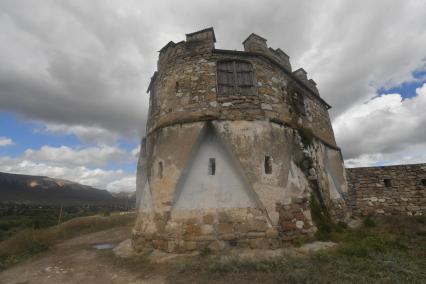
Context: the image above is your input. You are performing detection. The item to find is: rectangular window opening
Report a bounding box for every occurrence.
[421,179,426,186]
[265,156,272,174]
[158,161,163,179]
[208,158,216,175]
[383,178,392,188]
[217,61,255,96]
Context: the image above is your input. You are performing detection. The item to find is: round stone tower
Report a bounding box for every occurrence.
[133,27,350,253]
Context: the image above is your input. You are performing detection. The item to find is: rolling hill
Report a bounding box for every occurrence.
[0,172,133,206]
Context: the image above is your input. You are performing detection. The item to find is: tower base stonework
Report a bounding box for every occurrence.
[133,28,350,253]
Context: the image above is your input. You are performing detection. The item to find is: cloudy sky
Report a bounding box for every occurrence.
[1,0,425,192]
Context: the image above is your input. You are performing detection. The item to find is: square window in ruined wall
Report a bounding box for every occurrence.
[264,156,272,174]
[421,179,426,186]
[208,158,216,175]
[158,161,163,179]
[217,61,255,96]
[383,178,392,188]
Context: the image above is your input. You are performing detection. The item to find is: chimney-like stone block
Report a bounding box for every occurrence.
[271,48,292,71]
[308,79,319,95]
[185,27,216,52]
[243,33,268,54]
[293,68,308,81]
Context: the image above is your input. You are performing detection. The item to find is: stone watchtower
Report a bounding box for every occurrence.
[134,28,349,253]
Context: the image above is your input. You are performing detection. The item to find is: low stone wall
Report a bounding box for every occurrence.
[132,203,315,253]
[346,164,426,216]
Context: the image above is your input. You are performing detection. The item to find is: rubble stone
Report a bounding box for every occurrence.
[347,164,426,217]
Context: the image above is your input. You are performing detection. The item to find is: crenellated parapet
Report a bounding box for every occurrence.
[134,28,350,253]
[147,27,336,147]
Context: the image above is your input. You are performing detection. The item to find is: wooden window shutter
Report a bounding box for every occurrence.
[217,60,255,96]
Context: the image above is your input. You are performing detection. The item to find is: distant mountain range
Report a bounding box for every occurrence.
[0,172,135,206]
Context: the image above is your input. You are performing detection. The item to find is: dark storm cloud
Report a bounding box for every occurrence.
[1,0,426,163]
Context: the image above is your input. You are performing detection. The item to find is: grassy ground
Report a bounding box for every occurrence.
[1,214,425,283]
[0,204,125,241]
[103,215,422,283]
[0,213,135,270]
[169,216,426,283]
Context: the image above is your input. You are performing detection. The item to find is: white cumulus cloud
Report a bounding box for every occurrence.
[0,155,134,192]
[0,143,137,192]
[0,137,14,147]
[335,83,426,167]
[0,0,426,171]
[23,144,133,167]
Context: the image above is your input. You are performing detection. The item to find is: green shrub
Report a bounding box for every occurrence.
[199,247,212,257]
[337,221,348,229]
[337,231,406,258]
[0,228,56,269]
[0,213,135,269]
[363,216,376,227]
[309,195,337,240]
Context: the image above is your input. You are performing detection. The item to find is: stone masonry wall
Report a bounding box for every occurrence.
[147,29,337,148]
[133,205,314,253]
[134,28,349,253]
[347,164,426,216]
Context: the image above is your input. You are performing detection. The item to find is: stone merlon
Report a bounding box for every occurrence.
[149,27,333,144]
[186,27,216,43]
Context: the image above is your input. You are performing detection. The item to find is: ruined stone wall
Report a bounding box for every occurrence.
[347,164,426,216]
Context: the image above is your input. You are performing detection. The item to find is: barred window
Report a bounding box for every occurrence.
[217,61,255,96]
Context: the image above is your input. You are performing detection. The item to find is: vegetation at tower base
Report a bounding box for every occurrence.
[297,126,315,148]
[121,216,426,283]
[134,27,351,253]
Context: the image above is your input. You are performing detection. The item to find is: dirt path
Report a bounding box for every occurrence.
[0,226,339,284]
[0,226,165,284]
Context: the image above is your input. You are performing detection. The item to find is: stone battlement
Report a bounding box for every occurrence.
[147,27,336,147]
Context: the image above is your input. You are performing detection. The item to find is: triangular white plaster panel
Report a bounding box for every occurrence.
[173,127,257,210]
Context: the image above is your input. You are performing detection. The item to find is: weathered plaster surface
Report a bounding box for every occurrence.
[173,125,257,210]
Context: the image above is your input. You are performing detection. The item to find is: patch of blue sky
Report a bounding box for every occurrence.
[0,111,139,174]
[377,69,426,100]
[0,111,80,157]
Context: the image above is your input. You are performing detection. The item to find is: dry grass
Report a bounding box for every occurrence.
[0,213,135,269]
[173,216,426,283]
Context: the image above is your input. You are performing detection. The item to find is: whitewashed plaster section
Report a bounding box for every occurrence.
[324,146,348,200]
[149,122,205,212]
[284,161,310,203]
[136,138,147,210]
[172,125,257,211]
[139,182,153,213]
[214,120,295,225]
